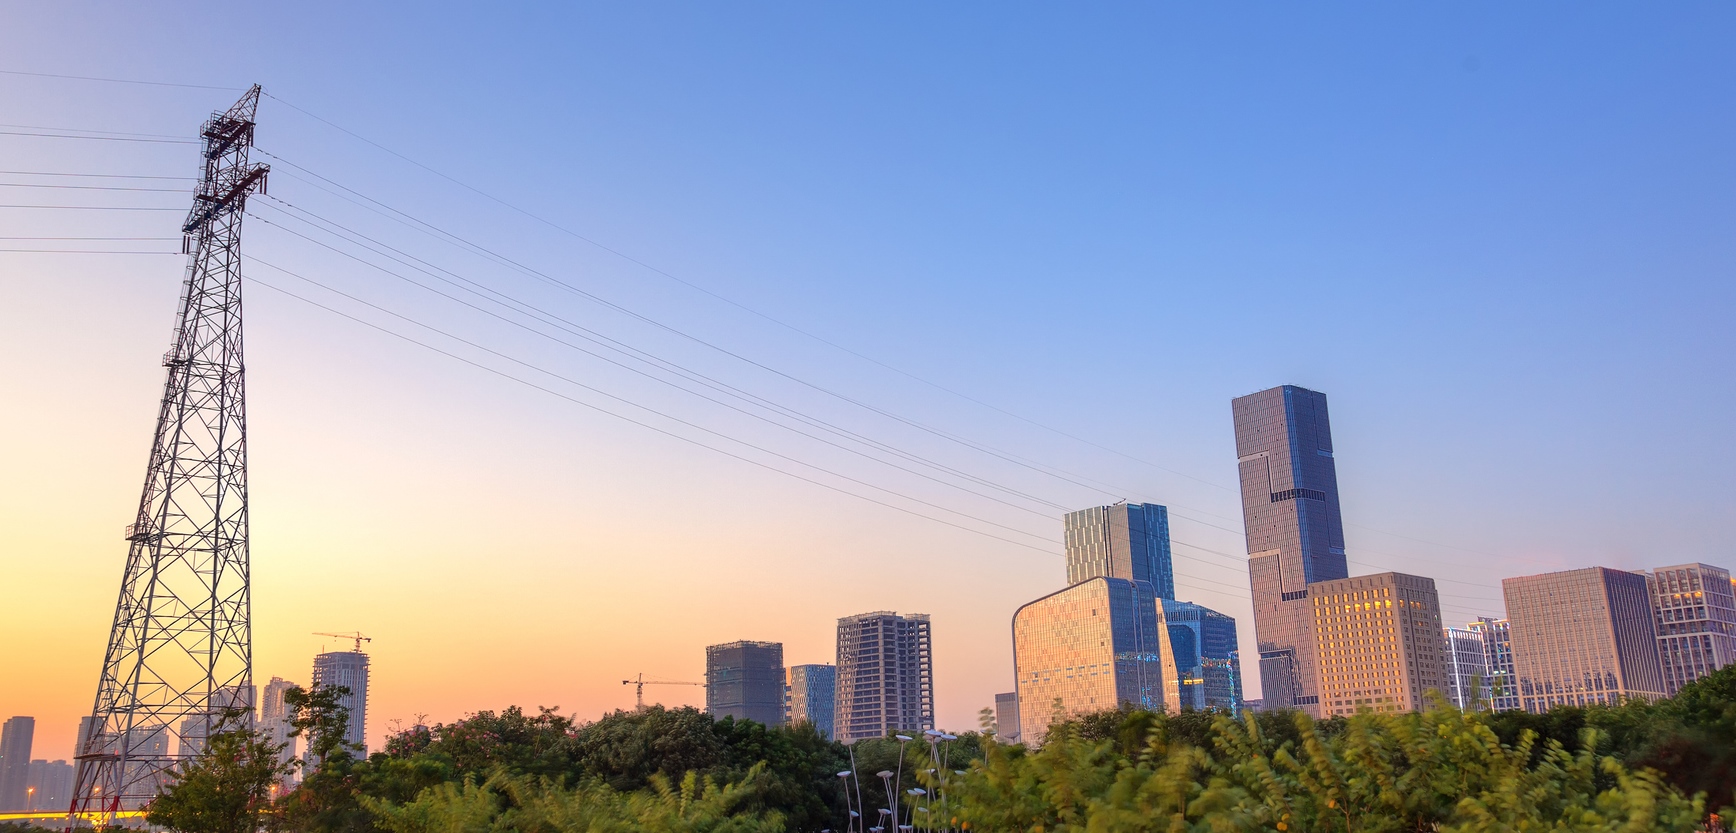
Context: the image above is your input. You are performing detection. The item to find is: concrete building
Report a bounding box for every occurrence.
[1644,563,1736,694]
[1309,572,1448,716]
[994,692,1020,743]
[25,759,73,812]
[260,677,299,784]
[1233,385,1350,716]
[785,664,836,738]
[1504,567,1667,712]
[705,641,786,727]
[1065,502,1175,600]
[1013,577,1163,744]
[176,684,256,759]
[1468,617,1520,711]
[0,717,34,811]
[835,611,933,743]
[1442,626,1492,710]
[312,650,370,754]
[1157,600,1243,713]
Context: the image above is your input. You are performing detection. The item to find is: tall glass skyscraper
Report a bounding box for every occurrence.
[1064,503,1175,600]
[1013,577,1163,744]
[1232,385,1350,715]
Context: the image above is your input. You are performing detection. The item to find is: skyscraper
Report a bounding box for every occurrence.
[1504,567,1667,712]
[785,664,837,738]
[0,717,34,811]
[175,684,256,759]
[835,611,933,743]
[1467,617,1520,711]
[1442,626,1492,710]
[1310,572,1449,716]
[1013,577,1163,744]
[260,677,299,784]
[312,650,370,755]
[1644,563,1736,694]
[993,692,1020,743]
[1064,503,1176,600]
[1157,600,1243,713]
[1233,385,1349,715]
[706,641,786,727]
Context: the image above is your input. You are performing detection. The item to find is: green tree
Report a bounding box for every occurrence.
[364,767,784,833]
[273,684,371,833]
[147,708,292,833]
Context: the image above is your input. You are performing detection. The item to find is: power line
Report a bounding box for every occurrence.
[0,182,190,192]
[0,122,190,140]
[0,68,241,91]
[0,170,194,180]
[0,204,182,211]
[0,236,178,240]
[241,268,1063,556]
[0,249,176,254]
[0,129,194,144]
[248,196,1073,513]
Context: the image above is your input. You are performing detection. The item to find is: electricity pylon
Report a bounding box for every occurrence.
[67,84,269,827]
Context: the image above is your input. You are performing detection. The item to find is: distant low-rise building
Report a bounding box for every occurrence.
[1467,617,1520,711]
[1442,626,1492,710]
[993,692,1020,743]
[1504,567,1666,712]
[1157,600,1242,713]
[1644,563,1736,694]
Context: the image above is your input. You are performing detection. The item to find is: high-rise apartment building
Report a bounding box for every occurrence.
[176,684,256,759]
[1013,577,1163,743]
[1157,600,1243,713]
[993,692,1020,743]
[706,641,786,727]
[1233,385,1350,715]
[1442,626,1492,710]
[0,717,34,810]
[785,664,836,738]
[260,677,299,783]
[1504,567,1667,712]
[1310,572,1448,716]
[1466,617,1520,711]
[1644,563,1736,694]
[25,759,74,812]
[1064,503,1176,600]
[312,650,370,755]
[835,611,933,743]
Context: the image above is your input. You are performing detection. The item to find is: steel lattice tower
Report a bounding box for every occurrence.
[68,85,268,826]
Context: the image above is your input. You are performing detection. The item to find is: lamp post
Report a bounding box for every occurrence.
[892,734,913,825]
[837,771,858,833]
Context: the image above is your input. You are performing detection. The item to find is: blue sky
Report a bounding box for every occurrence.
[2,3,1733,751]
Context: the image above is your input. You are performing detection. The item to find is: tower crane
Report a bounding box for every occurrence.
[314,632,372,652]
[622,673,702,711]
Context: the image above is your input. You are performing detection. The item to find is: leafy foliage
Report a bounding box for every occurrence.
[146,708,292,833]
[947,703,1710,833]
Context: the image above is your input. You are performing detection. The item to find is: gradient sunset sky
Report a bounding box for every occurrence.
[3,3,1734,760]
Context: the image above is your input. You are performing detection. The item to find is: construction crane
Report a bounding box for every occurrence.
[622,673,702,711]
[314,631,372,652]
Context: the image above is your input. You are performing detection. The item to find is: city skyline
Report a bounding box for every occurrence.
[4,4,1736,760]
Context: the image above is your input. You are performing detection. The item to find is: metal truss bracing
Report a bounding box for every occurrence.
[67,85,268,828]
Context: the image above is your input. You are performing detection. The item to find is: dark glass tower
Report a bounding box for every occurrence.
[1232,385,1349,714]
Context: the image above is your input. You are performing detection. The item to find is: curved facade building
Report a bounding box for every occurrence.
[1012,577,1162,744]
